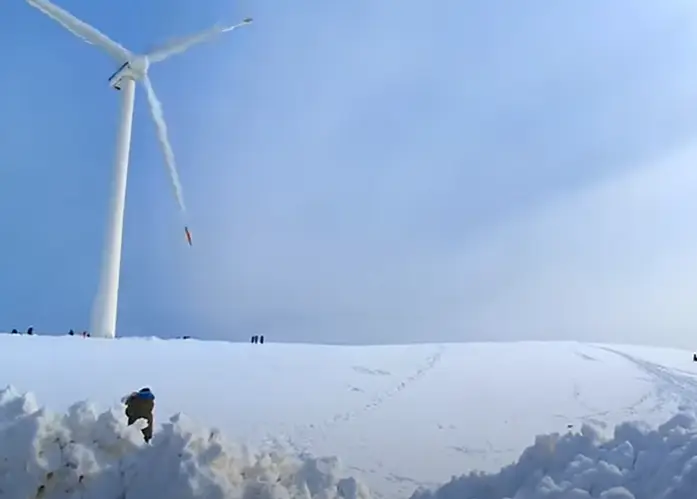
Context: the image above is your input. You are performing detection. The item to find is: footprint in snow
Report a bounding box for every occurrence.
[352,366,392,376]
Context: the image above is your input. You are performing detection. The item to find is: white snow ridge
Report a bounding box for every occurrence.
[412,412,697,499]
[0,386,371,499]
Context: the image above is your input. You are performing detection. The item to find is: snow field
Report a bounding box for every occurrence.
[3,336,697,497]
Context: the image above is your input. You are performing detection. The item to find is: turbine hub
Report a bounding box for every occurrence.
[128,56,150,79]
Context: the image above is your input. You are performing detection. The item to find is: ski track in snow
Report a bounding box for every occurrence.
[274,345,445,455]
[596,346,697,413]
[556,345,697,432]
[565,372,653,427]
[453,344,697,470]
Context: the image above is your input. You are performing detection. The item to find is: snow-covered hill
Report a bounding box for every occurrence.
[2,335,697,498]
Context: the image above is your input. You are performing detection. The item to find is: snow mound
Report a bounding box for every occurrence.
[411,412,697,499]
[0,386,371,499]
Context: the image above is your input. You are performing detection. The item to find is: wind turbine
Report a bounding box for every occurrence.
[25,0,253,339]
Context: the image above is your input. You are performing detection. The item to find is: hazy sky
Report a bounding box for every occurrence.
[3,0,697,346]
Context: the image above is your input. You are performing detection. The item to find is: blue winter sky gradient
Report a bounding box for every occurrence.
[2,0,697,346]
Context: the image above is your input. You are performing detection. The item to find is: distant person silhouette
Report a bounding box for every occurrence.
[69,329,75,336]
[26,327,34,336]
[260,335,264,344]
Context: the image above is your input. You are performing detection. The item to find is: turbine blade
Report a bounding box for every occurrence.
[26,0,131,62]
[146,17,253,64]
[141,75,190,241]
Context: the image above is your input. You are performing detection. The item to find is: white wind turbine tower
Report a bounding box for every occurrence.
[26,0,252,339]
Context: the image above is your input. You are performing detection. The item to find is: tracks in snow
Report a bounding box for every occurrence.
[596,346,697,414]
[553,345,693,430]
[272,345,445,455]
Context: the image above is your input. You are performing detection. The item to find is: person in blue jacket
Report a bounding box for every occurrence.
[123,387,155,443]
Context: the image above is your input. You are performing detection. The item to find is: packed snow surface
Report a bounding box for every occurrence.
[2,336,697,498]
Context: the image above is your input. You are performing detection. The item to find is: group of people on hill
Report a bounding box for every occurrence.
[68,329,91,338]
[10,327,34,335]
[10,328,263,343]
[10,327,92,337]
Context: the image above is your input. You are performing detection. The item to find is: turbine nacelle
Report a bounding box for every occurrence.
[107,57,150,91]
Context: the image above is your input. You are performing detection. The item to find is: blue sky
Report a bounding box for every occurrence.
[3,0,697,346]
